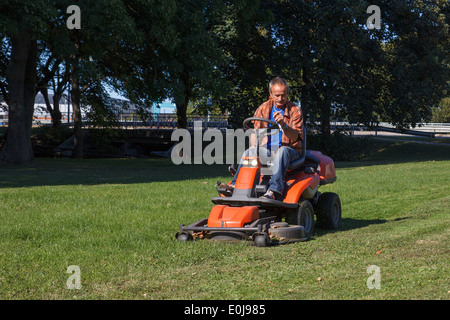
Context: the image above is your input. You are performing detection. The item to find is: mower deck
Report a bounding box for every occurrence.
[177,216,308,246]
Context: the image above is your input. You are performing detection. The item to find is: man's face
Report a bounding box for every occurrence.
[270,84,288,108]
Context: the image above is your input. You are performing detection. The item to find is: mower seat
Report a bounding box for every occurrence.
[287,155,306,171]
[304,151,321,170]
[287,129,307,171]
[262,126,309,173]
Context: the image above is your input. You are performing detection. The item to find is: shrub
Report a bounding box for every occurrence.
[307,131,375,161]
[32,125,72,146]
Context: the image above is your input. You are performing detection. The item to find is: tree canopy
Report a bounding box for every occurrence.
[0,0,448,163]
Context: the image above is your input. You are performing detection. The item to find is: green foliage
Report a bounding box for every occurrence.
[85,129,123,155]
[0,0,57,36]
[0,0,448,161]
[32,125,72,146]
[0,38,8,103]
[215,1,274,127]
[81,82,121,128]
[219,0,448,134]
[375,0,449,128]
[431,97,450,123]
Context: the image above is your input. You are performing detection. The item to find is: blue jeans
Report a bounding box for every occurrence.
[231,146,301,195]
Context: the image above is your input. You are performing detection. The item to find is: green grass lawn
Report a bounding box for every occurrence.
[0,139,449,300]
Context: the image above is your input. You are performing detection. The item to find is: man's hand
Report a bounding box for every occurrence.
[273,111,300,141]
[273,111,286,128]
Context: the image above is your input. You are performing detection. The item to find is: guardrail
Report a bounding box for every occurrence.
[375,126,435,138]
[329,122,449,137]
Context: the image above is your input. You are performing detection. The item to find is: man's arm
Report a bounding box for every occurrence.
[252,103,269,147]
[273,111,302,142]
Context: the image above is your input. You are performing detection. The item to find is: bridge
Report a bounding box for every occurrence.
[328,122,450,138]
[2,112,450,157]
[2,110,449,136]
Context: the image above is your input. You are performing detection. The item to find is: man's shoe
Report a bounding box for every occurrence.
[228,164,237,176]
[260,190,276,200]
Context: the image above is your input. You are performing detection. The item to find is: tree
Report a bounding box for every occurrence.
[106,0,178,119]
[0,38,10,105]
[221,0,448,135]
[0,0,57,164]
[114,0,238,129]
[267,0,385,135]
[376,0,449,128]
[431,97,450,123]
[162,0,232,128]
[36,7,74,128]
[214,0,275,127]
[59,0,136,158]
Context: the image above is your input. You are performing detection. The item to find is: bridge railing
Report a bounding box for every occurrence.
[1,111,449,136]
[0,112,231,129]
[118,113,230,130]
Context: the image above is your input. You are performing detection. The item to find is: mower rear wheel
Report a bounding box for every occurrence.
[316,192,341,230]
[286,200,315,239]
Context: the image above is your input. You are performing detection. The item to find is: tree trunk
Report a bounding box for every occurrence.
[0,28,37,164]
[176,101,188,129]
[51,93,62,128]
[175,78,191,129]
[41,88,62,127]
[320,101,331,137]
[51,66,70,128]
[71,67,83,158]
[69,30,83,159]
[300,65,310,124]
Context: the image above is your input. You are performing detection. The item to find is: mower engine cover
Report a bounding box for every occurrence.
[309,150,336,182]
[207,205,259,228]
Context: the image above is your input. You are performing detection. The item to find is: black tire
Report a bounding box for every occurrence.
[253,233,270,247]
[176,232,193,242]
[316,192,341,230]
[286,200,315,239]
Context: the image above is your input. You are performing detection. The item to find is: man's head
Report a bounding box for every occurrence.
[269,77,289,108]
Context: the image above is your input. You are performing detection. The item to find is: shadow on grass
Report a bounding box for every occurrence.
[313,218,388,238]
[1,139,449,189]
[0,157,232,189]
[335,139,450,169]
[338,217,388,231]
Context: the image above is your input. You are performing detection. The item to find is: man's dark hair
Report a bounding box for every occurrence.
[269,77,290,94]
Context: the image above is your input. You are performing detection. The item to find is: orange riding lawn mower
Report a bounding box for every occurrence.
[175,117,341,247]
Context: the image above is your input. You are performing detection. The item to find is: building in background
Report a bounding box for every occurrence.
[34,93,74,124]
[0,95,177,126]
[150,99,176,115]
[1,95,230,129]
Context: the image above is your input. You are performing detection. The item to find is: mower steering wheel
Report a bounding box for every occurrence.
[243,117,280,136]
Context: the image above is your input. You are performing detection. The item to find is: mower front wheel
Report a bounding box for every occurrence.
[176,232,193,242]
[253,233,270,247]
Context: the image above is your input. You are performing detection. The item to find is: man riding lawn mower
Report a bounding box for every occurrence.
[175,78,341,246]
